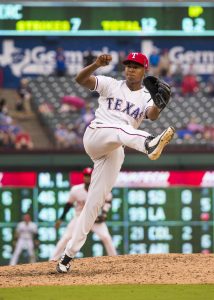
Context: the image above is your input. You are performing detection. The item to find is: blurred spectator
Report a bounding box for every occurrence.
[8,120,22,136]
[0,130,15,149]
[15,131,34,150]
[54,123,82,149]
[203,125,214,142]
[0,98,8,114]
[160,69,174,86]
[173,63,183,88]
[206,73,214,96]
[0,122,22,139]
[149,48,160,76]
[186,117,204,135]
[176,128,194,140]
[16,78,33,114]
[181,73,199,95]
[66,124,82,148]
[55,47,67,77]
[177,118,204,141]
[58,103,75,113]
[0,111,13,126]
[83,50,95,67]
[76,102,95,135]
[0,99,27,150]
[116,51,126,73]
[0,92,33,151]
[54,123,69,148]
[38,102,54,117]
[81,102,95,126]
[158,48,171,76]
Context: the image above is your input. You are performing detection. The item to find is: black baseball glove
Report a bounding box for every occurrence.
[143,76,171,111]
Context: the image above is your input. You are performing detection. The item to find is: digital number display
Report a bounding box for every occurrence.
[0,4,214,36]
[0,171,213,265]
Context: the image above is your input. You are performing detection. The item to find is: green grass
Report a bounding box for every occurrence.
[0,285,213,300]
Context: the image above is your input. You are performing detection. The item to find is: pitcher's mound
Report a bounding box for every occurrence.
[0,254,214,287]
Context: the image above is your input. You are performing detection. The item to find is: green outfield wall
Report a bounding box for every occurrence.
[0,150,213,170]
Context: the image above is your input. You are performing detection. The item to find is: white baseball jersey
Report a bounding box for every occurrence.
[91,75,154,129]
[16,221,37,240]
[67,183,112,216]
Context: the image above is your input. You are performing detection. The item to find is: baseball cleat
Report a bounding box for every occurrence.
[56,262,71,273]
[146,126,175,160]
[56,254,72,273]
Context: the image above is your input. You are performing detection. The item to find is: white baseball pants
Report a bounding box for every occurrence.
[10,238,35,265]
[65,124,150,257]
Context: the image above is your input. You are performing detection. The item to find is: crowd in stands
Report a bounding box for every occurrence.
[0,100,34,150]
[1,47,213,150]
[53,99,95,149]
[176,117,214,142]
[0,78,34,150]
[148,48,201,96]
[30,47,214,149]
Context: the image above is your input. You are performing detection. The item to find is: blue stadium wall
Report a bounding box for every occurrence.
[0,36,214,88]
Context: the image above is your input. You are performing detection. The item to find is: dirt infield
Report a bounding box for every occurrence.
[0,254,213,288]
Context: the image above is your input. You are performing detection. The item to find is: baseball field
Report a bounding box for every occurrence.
[0,254,214,300]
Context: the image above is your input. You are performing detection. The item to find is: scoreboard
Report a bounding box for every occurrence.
[0,170,214,265]
[0,3,214,36]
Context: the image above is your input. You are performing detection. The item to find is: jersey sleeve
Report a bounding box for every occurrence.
[93,75,116,97]
[142,98,155,119]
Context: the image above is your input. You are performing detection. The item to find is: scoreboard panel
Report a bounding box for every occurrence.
[0,170,213,265]
[0,3,214,36]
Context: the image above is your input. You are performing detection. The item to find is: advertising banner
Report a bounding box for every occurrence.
[0,37,214,87]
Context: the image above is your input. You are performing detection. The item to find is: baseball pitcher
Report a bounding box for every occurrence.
[56,52,175,272]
